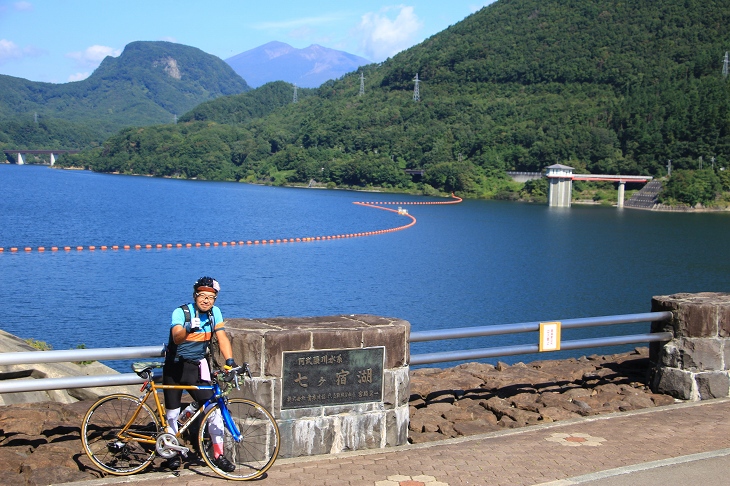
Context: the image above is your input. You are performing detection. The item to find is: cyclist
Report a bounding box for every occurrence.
[162,276,237,472]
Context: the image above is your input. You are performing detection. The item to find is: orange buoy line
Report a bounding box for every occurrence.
[0,194,460,255]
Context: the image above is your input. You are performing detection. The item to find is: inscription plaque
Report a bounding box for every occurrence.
[281,347,384,409]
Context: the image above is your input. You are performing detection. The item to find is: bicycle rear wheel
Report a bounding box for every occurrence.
[81,394,159,475]
[198,398,280,480]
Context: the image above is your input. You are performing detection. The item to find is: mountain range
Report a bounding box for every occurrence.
[0,40,371,149]
[57,0,730,202]
[225,41,371,89]
[0,41,251,147]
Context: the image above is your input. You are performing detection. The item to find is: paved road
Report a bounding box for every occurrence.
[74,398,730,486]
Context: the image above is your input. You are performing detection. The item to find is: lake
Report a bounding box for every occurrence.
[1,164,729,372]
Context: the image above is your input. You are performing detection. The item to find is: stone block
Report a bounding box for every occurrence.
[311,328,362,350]
[230,377,275,413]
[652,366,694,400]
[679,301,718,338]
[696,371,730,400]
[395,367,410,408]
[386,408,408,446]
[383,367,409,409]
[277,416,334,458]
[262,329,311,377]
[719,304,730,337]
[679,337,723,371]
[363,324,408,368]
[332,412,384,452]
[724,340,730,371]
[659,342,680,368]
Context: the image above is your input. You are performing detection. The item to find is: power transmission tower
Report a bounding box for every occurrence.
[723,51,729,79]
[413,73,420,102]
[293,84,298,103]
[34,112,38,124]
[359,72,365,96]
[667,159,672,176]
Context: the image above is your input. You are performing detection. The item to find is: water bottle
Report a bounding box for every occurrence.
[177,402,199,426]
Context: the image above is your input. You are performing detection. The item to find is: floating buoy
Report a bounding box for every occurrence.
[4,194,458,255]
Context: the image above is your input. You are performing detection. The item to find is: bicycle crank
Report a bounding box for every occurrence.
[155,433,189,459]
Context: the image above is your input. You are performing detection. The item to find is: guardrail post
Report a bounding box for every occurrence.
[649,292,730,400]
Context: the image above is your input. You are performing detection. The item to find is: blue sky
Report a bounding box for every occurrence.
[0,1,494,84]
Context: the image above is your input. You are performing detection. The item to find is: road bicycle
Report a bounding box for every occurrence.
[80,361,280,481]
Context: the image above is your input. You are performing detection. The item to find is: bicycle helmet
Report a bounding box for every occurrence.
[194,276,220,294]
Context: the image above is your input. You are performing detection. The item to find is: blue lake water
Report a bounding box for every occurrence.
[1,164,729,372]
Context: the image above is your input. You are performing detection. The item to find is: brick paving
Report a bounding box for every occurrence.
[75,398,730,486]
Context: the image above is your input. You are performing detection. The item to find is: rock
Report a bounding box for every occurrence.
[453,419,501,436]
[408,431,446,444]
[18,442,90,486]
[650,393,676,406]
[540,407,581,422]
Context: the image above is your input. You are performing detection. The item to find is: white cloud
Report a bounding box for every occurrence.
[0,38,42,64]
[13,1,33,11]
[66,45,121,68]
[357,5,423,62]
[67,72,89,82]
[0,39,22,62]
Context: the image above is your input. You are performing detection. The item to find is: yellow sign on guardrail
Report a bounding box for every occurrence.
[539,321,562,352]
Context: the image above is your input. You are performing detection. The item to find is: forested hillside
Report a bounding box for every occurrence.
[0,41,250,148]
[59,0,730,203]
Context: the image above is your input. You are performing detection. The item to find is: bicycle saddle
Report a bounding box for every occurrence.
[132,361,164,376]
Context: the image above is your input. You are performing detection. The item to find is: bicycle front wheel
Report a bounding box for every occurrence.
[198,398,280,480]
[81,394,160,475]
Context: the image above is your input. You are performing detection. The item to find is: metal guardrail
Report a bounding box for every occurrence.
[0,345,165,394]
[0,312,674,393]
[410,311,673,365]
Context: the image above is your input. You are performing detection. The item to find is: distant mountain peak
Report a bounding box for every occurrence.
[225,41,371,88]
[260,41,296,60]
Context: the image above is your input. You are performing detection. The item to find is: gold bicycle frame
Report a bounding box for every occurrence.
[117,380,213,445]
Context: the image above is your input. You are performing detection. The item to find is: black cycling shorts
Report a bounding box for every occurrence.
[162,359,214,409]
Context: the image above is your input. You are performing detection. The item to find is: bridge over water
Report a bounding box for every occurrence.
[3,149,80,166]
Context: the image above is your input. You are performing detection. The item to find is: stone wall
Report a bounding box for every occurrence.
[650,292,730,400]
[221,314,410,458]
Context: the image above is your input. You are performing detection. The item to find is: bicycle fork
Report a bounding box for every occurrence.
[217,397,243,442]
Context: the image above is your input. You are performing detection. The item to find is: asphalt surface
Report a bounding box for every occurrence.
[72,398,730,486]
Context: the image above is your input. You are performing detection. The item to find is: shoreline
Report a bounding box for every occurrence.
[10,163,730,212]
